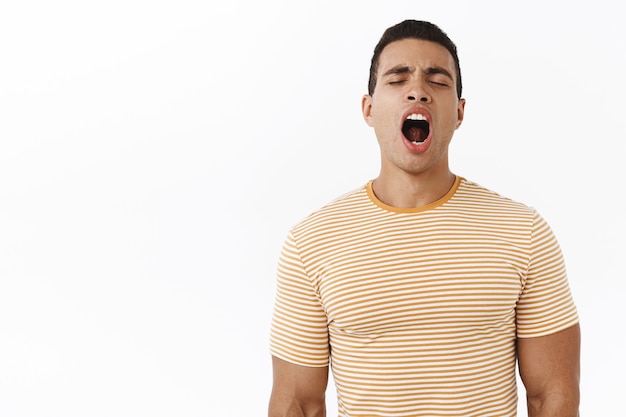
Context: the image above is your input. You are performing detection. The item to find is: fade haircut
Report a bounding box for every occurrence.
[368,20,462,99]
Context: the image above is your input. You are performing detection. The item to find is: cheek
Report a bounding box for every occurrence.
[377,119,399,140]
[440,110,462,131]
[370,107,396,133]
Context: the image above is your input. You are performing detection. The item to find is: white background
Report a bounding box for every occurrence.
[1,1,624,416]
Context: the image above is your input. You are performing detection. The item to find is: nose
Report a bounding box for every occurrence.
[406,81,431,103]
[407,94,429,103]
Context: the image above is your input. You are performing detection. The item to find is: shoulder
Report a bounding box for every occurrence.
[453,177,537,216]
[289,183,372,236]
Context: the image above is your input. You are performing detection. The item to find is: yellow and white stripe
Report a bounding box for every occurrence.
[270,176,578,416]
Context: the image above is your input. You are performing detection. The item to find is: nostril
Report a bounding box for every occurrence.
[408,95,416,101]
[420,96,428,102]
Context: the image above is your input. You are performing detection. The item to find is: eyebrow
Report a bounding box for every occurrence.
[424,66,454,80]
[382,65,414,77]
[382,65,454,81]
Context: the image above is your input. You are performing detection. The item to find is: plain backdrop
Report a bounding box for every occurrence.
[1,1,624,416]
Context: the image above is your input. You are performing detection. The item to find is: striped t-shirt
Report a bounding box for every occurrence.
[270,176,578,416]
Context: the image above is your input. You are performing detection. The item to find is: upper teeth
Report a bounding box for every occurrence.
[406,113,427,121]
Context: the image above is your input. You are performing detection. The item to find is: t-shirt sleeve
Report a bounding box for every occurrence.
[269,230,330,367]
[516,210,579,338]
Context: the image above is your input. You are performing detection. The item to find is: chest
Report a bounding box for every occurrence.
[303,219,528,332]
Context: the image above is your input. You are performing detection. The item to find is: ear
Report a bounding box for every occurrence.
[455,98,466,129]
[361,94,374,127]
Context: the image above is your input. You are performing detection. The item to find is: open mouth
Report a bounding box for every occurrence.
[402,113,430,144]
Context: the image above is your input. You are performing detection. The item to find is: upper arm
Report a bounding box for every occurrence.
[517,323,581,416]
[269,356,328,417]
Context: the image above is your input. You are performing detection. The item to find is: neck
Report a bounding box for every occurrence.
[372,169,456,209]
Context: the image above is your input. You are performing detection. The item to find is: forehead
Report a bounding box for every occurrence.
[378,38,456,77]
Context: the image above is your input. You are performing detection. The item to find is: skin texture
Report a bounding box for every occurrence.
[518,324,581,416]
[268,37,580,417]
[268,357,328,417]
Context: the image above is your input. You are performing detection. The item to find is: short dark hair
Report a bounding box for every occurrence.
[368,20,462,99]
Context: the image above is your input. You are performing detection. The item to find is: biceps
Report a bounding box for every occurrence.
[517,324,581,396]
[269,356,328,414]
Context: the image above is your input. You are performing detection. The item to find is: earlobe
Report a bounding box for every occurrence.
[361,94,374,126]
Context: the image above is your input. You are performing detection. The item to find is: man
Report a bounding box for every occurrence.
[268,20,580,417]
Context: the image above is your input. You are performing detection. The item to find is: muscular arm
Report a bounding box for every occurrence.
[268,356,328,417]
[518,324,581,417]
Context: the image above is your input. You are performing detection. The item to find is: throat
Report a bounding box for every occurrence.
[402,119,429,143]
[372,173,457,209]
[405,126,426,143]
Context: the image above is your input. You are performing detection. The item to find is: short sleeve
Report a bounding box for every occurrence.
[516,211,579,338]
[269,231,330,367]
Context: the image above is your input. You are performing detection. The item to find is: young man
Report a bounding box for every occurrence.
[268,20,580,417]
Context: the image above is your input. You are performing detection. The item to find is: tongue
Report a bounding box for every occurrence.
[406,127,426,143]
